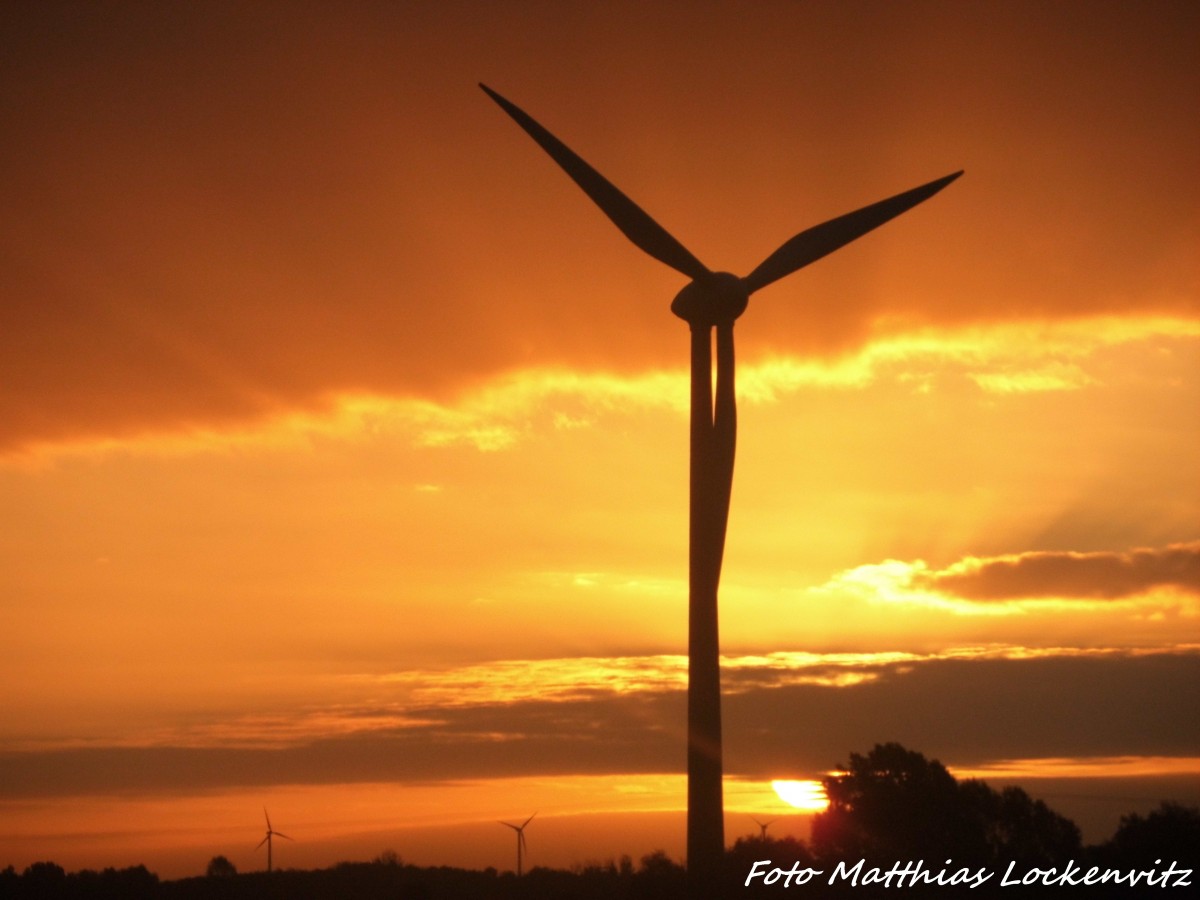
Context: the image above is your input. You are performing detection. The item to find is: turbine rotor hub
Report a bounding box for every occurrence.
[671,272,749,328]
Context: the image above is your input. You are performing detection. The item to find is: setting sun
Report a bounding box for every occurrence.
[771,780,830,812]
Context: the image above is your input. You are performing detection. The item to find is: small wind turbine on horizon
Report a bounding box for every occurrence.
[751,816,777,840]
[255,808,292,874]
[480,83,960,898]
[499,813,536,877]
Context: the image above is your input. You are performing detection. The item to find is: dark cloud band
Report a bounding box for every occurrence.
[915,543,1200,601]
[2,648,1195,798]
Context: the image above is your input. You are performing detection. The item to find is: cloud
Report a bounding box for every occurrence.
[2,6,1198,452]
[723,649,1200,775]
[8,317,1196,464]
[952,755,1200,781]
[916,542,1200,602]
[967,362,1093,393]
[818,542,1200,616]
[2,646,1196,798]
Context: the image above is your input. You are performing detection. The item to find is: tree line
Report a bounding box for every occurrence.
[3,743,1196,899]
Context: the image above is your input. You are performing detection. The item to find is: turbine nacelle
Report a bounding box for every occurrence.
[671,272,749,328]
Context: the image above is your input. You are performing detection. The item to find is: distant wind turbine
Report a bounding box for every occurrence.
[255,808,292,873]
[499,813,536,876]
[751,816,777,840]
[481,83,960,898]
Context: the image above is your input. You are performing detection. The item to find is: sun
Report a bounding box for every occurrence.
[771,779,830,812]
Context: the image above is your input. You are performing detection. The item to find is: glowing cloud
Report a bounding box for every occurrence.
[950,755,1200,781]
[8,314,1194,464]
[916,542,1200,602]
[820,542,1200,613]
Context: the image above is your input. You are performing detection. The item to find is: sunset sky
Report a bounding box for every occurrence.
[2,0,1198,880]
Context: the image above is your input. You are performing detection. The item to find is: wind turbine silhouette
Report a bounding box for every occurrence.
[255,808,292,873]
[481,84,960,895]
[499,812,536,876]
[751,816,777,840]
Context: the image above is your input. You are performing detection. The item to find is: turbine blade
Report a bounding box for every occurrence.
[521,812,537,829]
[276,831,293,841]
[742,171,963,294]
[255,836,268,850]
[500,821,519,831]
[480,84,710,281]
[264,807,271,830]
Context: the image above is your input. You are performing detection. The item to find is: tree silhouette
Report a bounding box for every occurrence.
[1100,801,1200,868]
[961,780,1081,865]
[19,860,67,899]
[814,742,979,860]
[205,855,237,878]
[630,850,685,899]
[812,742,1080,866]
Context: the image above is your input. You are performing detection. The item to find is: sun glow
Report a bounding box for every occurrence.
[771,780,830,812]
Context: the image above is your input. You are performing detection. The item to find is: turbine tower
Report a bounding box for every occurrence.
[255,808,292,873]
[481,84,960,897]
[499,813,536,876]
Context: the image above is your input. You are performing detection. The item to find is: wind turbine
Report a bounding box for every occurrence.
[480,84,960,895]
[499,812,536,876]
[255,808,292,873]
[751,816,777,840]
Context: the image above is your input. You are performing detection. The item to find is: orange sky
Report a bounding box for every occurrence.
[1,0,1198,880]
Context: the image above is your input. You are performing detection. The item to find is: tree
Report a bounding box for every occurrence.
[19,862,68,900]
[961,780,1080,865]
[1103,801,1200,866]
[21,861,66,883]
[206,854,238,877]
[100,865,158,898]
[634,850,686,900]
[813,742,983,861]
[639,849,684,876]
[372,849,401,867]
[812,742,1080,866]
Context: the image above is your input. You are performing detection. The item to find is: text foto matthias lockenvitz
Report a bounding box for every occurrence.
[745,857,1193,889]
